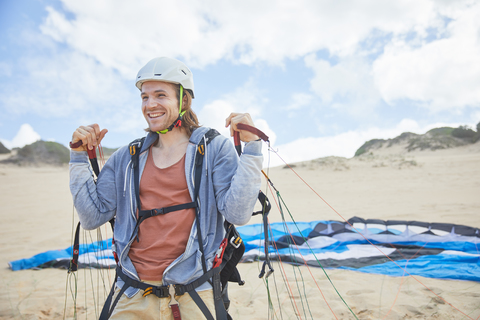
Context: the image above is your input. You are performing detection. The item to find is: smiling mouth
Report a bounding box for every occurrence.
[149,112,165,118]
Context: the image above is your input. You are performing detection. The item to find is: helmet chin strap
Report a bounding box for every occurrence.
[157,85,186,135]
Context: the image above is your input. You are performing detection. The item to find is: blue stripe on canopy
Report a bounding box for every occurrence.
[9,218,480,282]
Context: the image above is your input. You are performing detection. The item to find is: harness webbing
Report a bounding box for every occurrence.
[96,127,269,320]
[100,130,229,320]
[100,266,221,319]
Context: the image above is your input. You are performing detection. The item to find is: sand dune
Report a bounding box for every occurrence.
[1,142,479,319]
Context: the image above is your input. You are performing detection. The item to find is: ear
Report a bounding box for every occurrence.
[182,94,188,108]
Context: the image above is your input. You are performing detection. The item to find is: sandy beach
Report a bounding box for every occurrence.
[1,141,479,319]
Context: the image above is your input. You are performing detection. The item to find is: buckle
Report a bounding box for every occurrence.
[230,235,242,249]
[213,239,228,268]
[198,144,205,155]
[173,284,185,296]
[129,141,142,156]
[151,208,164,216]
[168,285,179,307]
[143,286,168,298]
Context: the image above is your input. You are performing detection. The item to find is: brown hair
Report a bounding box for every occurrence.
[177,87,201,137]
[144,84,201,136]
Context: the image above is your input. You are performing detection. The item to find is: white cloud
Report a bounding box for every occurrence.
[29,0,479,128]
[197,80,276,159]
[305,54,380,115]
[198,99,235,138]
[0,50,137,119]
[285,93,313,111]
[0,124,41,149]
[3,0,479,156]
[373,1,480,112]
[198,79,268,135]
[39,0,436,72]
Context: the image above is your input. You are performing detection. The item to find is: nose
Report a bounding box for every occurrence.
[145,97,157,109]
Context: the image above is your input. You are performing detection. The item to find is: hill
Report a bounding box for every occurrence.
[0,140,70,166]
[354,123,480,157]
[0,141,10,154]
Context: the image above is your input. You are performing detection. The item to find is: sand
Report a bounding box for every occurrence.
[0,142,479,319]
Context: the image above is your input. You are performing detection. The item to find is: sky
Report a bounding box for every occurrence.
[1,0,479,167]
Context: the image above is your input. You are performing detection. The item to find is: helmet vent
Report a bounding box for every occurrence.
[181,69,187,75]
[154,73,162,76]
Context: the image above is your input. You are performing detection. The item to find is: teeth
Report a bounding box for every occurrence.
[149,113,164,118]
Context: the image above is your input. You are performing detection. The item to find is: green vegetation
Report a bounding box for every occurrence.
[354,121,480,156]
[0,141,10,154]
[426,127,454,136]
[355,139,385,157]
[475,121,480,143]
[451,125,476,139]
[1,140,70,166]
[387,132,418,147]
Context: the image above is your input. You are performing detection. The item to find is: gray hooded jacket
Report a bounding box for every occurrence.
[69,127,263,297]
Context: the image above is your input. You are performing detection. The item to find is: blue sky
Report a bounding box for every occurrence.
[1,0,479,166]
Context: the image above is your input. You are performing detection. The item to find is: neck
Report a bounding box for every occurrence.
[154,127,189,150]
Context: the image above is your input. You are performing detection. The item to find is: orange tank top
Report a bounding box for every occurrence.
[129,146,196,281]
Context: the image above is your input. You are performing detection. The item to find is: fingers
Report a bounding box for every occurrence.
[225,113,239,137]
[98,128,108,144]
[71,124,108,151]
[225,113,259,142]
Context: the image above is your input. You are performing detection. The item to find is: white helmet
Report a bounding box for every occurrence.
[135,57,195,98]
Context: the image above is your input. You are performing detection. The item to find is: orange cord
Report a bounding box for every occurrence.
[270,148,474,320]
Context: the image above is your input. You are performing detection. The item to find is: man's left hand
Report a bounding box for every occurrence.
[225,113,259,142]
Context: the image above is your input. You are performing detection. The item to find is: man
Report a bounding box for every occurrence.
[69,57,263,319]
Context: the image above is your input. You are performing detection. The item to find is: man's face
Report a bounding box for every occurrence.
[141,81,179,132]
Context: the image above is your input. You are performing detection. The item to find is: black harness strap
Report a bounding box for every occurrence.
[193,140,208,275]
[68,222,81,272]
[131,137,197,242]
[191,131,229,320]
[99,273,128,320]
[131,201,198,243]
[99,266,221,320]
[99,129,237,320]
[188,289,214,320]
[232,125,274,280]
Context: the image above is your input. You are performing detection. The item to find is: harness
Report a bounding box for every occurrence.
[72,128,272,320]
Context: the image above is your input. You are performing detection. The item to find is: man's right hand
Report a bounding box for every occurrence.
[71,124,108,152]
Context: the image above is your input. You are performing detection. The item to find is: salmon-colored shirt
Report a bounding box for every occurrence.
[129,146,195,281]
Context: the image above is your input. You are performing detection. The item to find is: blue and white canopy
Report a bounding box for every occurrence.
[241,217,480,282]
[9,217,480,282]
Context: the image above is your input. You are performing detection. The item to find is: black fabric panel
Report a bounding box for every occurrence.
[408,221,430,228]
[244,245,444,269]
[453,225,478,237]
[365,219,387,225]
[273,235,306,249]
[431,223,454,233]
[347,216,365,224]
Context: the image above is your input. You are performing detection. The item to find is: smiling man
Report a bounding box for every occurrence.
[69,57,264,320]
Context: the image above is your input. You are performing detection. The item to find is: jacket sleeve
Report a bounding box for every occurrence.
[69,150,117,230]
[212,138,263,225]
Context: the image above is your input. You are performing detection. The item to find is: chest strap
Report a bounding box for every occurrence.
[131,146,198,242]
[131,201,198,243]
